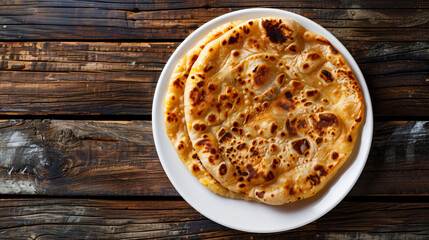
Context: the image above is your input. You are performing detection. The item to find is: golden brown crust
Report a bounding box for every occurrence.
[184,18,364,205]
[164,21,251,200]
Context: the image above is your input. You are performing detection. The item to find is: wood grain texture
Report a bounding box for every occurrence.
[208,0,429,9]
[0,2,428,40]
[0,198,427,239]
[0,42,169,115]
[0,120,427,197]
[0,41,428,116]
[2,0,428,10]
[0,119,175,196]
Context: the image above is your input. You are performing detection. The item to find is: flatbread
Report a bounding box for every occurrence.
[164,21,249,199]
[184,17,364,205]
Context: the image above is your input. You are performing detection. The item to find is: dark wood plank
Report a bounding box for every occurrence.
[2,0,428,11]
[0,41,428,116]
[0,120,427,197]
[0,198,427,239]
[350,121,429,196]
[208,0,429,9]
[0,119,175,196]
[0,3,428,40]
[0,42,169,115]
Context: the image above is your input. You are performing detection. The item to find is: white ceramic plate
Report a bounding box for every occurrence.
[152,8,373,233]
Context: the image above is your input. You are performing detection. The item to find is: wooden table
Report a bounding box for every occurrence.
[0,1,428,238]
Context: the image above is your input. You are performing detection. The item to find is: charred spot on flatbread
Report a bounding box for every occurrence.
[262,19,293,43]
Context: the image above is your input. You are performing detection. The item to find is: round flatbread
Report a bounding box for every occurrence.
[184,17,364,205]
[164,21,249,199]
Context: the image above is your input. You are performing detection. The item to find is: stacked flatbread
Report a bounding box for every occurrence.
[165,17,364,205]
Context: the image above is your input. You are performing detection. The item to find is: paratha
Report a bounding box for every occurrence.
[184,17,364,205]
[164,21,249,199]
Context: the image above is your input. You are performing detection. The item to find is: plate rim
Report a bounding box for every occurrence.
[152,7,374,233]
